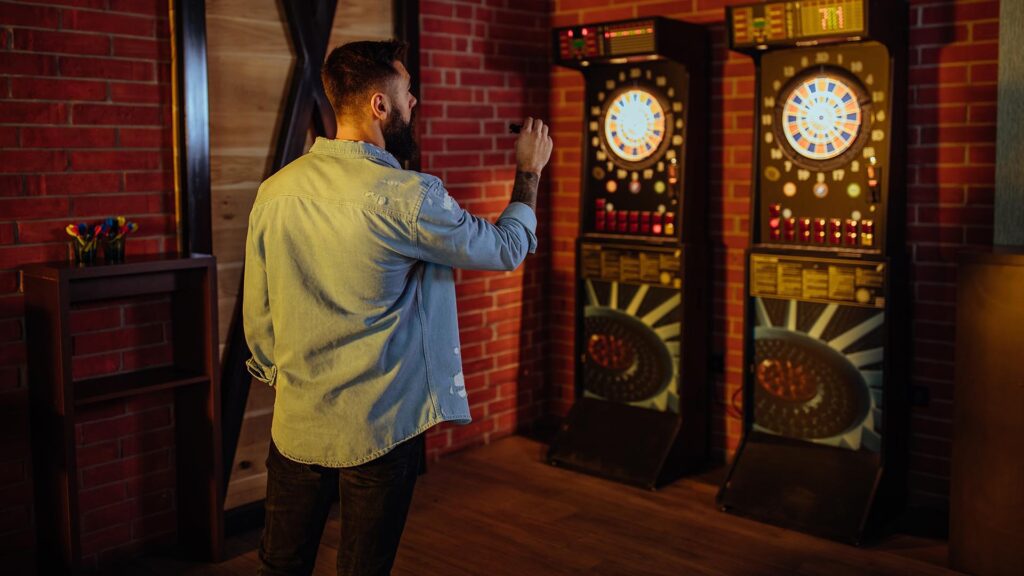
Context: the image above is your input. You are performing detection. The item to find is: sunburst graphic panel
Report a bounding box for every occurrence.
[752,296,884,452]
[582,279,682,413]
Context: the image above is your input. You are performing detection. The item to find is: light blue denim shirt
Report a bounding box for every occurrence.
[243,137,537,466]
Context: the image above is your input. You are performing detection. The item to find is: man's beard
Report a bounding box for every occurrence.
[382,108,417,166]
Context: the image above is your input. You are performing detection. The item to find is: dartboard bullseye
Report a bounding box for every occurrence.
[603,88,667,164]
[780,74,863,162]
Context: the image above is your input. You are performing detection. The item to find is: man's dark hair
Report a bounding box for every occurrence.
[322,40,408,117]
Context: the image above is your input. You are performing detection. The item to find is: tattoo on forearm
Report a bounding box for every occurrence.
[511,170,539,211]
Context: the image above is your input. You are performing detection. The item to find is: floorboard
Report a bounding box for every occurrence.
[131,435,960,576]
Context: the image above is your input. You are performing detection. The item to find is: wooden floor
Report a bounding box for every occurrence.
[133,435,960,576]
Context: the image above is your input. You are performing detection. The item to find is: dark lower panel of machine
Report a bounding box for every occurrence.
[717,431,881,544]
[547,397,683,490]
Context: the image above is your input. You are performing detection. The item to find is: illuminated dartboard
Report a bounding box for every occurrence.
[775,69,870,169]
[603,88,667,164]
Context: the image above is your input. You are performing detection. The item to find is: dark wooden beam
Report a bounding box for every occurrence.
[394,0,421,171]
[172,0,211,254]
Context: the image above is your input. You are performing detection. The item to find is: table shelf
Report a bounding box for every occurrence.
[24,253,223,573]
[74,367,210,406]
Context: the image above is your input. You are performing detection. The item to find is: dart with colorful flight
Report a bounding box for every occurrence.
[718,0,910,544]
[547,17,711,489]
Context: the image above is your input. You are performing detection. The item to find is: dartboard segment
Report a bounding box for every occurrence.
[603,88,667,163]
[781,75,862,161]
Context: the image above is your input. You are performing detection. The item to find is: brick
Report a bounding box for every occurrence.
[118,128,167,149]
[110,82,168,104]
[0,2,60,28]
[13,29,110,55]
[15,219,68,244]
[73,103,164,126]
[445,137,493,152]
[64,9,156,37]
[972,21,999,42]
[9,77,107,101]
[72,352,121,380]
[0,200,72,229]
[109,0,163,14]
[19,0,106,6]
[460,71,506,87]
[0,127,17,148]
[78,408,172,446]
[428,52,482,70]
[0,101,67,124]
[81,449,172,489]
[77,440,119,469]
[72,192,163,216]
[72,323,165,356]
[40,173,122,196]
[119,426,174,456]
[422,16,473,36]
[0,176,21,198]
[124,466,175,498]
[22,127,117,149]
[70,305,124,333]
[920,42,998,66]
[428,120,482,136]
[61,57,154,82]
[123,300,171,324]
[121,343,173,370]
[0,52,58,75]
[420,0,454,17]
[79,482,127,514]
[82,500,134,533]
[70,150,162,171]
[112,36,169,60]
[124,171,172,192]
[969,62,998,83]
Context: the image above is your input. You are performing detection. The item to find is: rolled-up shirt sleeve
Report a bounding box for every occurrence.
[242,208,277,386]
[415,180,537,271]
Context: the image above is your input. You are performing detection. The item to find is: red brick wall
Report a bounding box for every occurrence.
[549,0,999,511]
[0,0,177,570]
[417,0,552,460]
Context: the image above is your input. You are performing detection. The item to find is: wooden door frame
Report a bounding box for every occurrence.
[172,0,421,525]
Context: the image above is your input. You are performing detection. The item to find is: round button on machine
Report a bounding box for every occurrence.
[813,182,829,198]
[606,180,618,193]
[783,182,797,197]
[629,180,642,194]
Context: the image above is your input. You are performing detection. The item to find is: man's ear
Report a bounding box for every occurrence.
[370,92,388,122]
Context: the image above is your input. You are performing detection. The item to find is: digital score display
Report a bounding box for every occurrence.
[799,1,865,38]
[730,0,866,49]
[557,20,657,62]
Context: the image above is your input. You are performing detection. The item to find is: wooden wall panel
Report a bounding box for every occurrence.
[206,0,394,510]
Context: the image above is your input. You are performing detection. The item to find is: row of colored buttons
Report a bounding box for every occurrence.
[768,216,875,247]
[594,200,676,235]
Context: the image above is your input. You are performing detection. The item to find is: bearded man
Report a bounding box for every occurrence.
[242,40,552,576]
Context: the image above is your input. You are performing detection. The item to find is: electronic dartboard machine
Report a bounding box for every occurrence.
[718,0,909,543]
[546,18,711,489]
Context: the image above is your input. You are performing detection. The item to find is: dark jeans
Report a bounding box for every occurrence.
[258,434,424,576]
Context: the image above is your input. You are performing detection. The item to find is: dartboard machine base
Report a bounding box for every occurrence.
[718,432,882,544]
[547,397,683,490]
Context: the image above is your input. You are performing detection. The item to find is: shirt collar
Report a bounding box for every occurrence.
[310,137,402,169]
